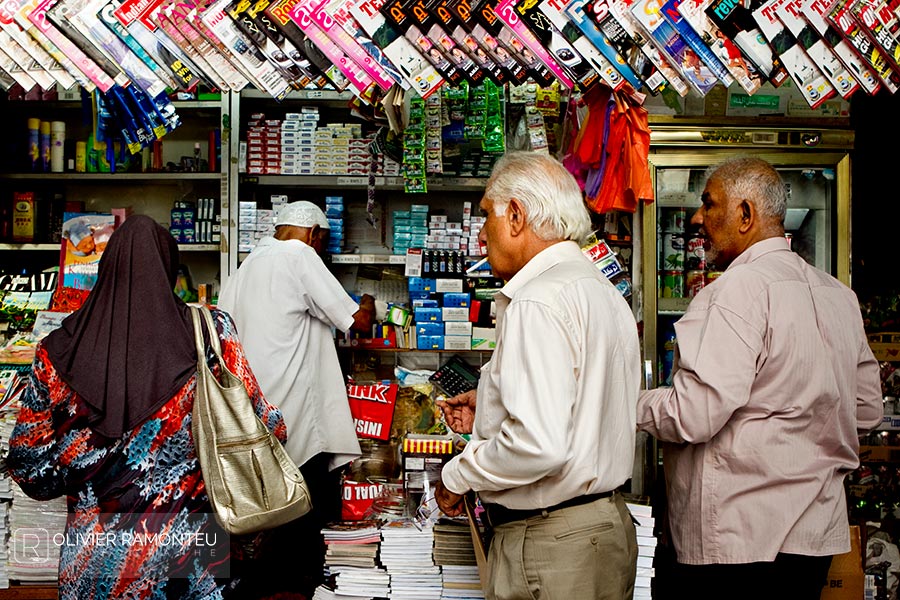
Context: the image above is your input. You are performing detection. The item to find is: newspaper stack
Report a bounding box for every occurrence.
[627,502,656,599]
[432,519,484,599]
[317,520,388,599]
[380,519,442,599]
[7,485,66,583]
[0,406,20,589]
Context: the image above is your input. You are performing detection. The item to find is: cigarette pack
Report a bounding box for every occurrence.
[753,0,836,108]
[587,0,688,95]
[404,0,485,84]
[801,0,880,94]
[659,0,734,87]
[538,0,627,90]
[705,0,788,85]
[493,0,575,86]
[348,0,444,97]
[675,0,763,93]
[383,0,465,84]
[773,0,858,98]
[629,0,718,95]
[826,0,900,92]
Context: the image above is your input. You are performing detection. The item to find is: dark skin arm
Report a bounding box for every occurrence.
[351,293,375,332]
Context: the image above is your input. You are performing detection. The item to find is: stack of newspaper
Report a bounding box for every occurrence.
[316,520,389,599]
[7,485,66,583]
[380,519,442,599]
[627,502,656,599]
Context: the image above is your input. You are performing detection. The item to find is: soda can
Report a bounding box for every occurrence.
[664,209,686,233]
[685,235,706,270]
[662,271,684,298]
[662,233,685,271]
[686,270,705,297]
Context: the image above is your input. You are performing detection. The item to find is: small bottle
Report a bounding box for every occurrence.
[193,142,201,172]
[40,121,50,172]
[27,118,40,172]
[75,141,86,173]
[50,121,65,173]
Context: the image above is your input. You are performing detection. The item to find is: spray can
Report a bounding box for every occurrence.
[27,118,40,172]
[50,121,65,173]
[40,121,50,172]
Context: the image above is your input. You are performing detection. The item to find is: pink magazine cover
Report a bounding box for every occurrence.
[290,0,378,100]
[308,0,395,89]
[324,0,411,87]
[752,0,835,108]
[202,0,290,97]
[773,0,858,98]
[28,0,116,90]
[191,0,260,89]
[802,0,880,93]
[826,0,900,91]
[347,0,444,97]
[493,0,574,87]
[5,0,97,89]
[165,0,249,89]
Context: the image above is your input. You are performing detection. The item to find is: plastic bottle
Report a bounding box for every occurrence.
[75,141,86,173]
[50,121,65,173]
[27,118,39,172]
[40,121,50,172]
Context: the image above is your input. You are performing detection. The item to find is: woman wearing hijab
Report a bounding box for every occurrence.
[7,215,286,599]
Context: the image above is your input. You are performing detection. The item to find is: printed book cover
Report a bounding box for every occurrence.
[60,212,116,291]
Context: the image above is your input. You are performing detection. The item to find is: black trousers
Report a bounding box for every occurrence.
[230,453,342,599]
[670,553,833,600]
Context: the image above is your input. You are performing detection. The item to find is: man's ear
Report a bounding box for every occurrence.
[507,198,527,236]
[308,224,321,245]
[738,200,754,234]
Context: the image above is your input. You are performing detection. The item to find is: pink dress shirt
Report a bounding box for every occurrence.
[637,237,883,564]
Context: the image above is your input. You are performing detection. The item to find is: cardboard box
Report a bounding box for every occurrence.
[820,525,863,600]
[12,192,36,242]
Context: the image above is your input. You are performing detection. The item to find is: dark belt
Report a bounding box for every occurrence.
[482,490,615,528]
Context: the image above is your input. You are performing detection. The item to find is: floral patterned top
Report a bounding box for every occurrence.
[7,308,286,599]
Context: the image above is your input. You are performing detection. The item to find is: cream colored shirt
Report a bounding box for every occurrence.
[218,237,361,471]
[638,237,883,564]
[441,241,641,510]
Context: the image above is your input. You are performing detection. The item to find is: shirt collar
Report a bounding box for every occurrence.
[499,241,584,300]
[727,236,791,270]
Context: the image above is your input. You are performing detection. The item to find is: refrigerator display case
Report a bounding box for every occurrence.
[630,125,853,497]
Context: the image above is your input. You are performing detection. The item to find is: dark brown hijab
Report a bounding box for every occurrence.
[44,215,197,438]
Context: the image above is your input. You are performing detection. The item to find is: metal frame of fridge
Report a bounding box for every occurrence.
[629,126,853,498]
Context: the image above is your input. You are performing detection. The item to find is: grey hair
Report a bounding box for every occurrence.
[483,152,592,243]
[706,157,787,222]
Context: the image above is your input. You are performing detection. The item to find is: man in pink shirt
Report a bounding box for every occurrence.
[637,157,883,600]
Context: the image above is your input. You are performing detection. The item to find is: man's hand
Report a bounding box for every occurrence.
[437,389,477,434]
[351,294,376,332]
[435,481,465,517]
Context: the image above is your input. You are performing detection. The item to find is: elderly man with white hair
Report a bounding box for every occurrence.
[435,152,640,600]
[218,200,374,597]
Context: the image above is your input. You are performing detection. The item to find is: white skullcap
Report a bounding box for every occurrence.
[275,201,330,230]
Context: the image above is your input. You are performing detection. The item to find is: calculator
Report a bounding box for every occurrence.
[429,355,481,397]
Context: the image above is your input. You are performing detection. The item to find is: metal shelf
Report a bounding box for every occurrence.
[0,243,58,250]
[178,244,220,252]
[0,173,222,181]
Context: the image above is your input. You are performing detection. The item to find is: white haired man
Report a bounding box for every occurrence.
[435,152,640,600]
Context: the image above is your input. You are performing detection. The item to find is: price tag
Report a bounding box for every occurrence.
[332,254,361,264]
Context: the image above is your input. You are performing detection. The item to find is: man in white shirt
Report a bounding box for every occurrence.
[435,152,641,600]
[218,200,374,597]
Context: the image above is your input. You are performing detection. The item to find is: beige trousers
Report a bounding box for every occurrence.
[484,493,638,600]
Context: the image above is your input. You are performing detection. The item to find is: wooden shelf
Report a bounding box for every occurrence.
[0,585,57,599]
